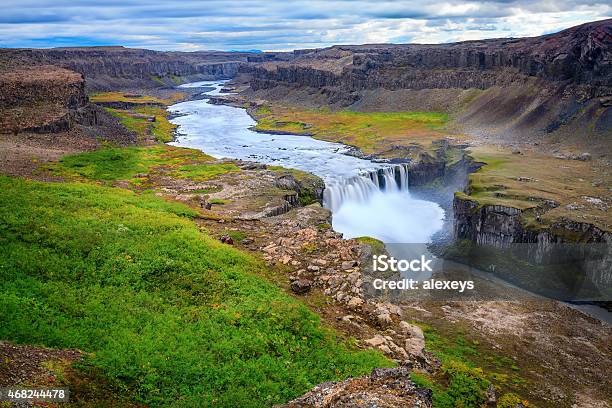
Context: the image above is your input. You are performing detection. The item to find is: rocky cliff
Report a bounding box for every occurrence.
[0,47,291,91]
[242,19,611,145]
[0,65,97,133]
[453,195,612,246]
[248,19,610,91]
[452,193,612,300]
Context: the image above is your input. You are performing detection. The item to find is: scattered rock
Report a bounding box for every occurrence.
[347,271,360,284]
[565,203,584,211]
[274,174,301,191]
[577,152,592,161]
[377,312,393,325]
[515,176,536,182]
[400,321,426,358]
[220,235,233,245]
[486,383,497,407]
[379,344,393,355]
[279,255,292,265]
[290,279,312,295]
[282,365,432,407]
[365,334,386,347]
[347,296,364,307]
[341,260,357,270]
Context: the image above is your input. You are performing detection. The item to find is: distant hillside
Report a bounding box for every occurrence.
[240,19,611,150]
[0,20,609,149]
[0,46,291,91]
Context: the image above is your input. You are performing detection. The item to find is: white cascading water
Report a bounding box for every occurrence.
[323,164,410,212]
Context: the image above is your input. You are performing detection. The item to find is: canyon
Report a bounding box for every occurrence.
[0,18,610,408]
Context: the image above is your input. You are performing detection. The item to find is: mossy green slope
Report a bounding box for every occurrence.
[0,176,389,407]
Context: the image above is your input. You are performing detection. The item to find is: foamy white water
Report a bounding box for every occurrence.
[169,81,444,244]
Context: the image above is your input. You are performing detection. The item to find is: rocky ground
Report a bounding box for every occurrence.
[149,155,611,407]
[2,82,609,406]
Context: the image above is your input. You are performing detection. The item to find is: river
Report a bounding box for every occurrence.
[169,81,445,245]
[168,80,611,324]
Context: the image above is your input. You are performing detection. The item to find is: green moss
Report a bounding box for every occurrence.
[0,175,391,407]
[51,146,214,183]
[149,75,166,86]
[254,105,272,115]
[91,91,185,105]
[252,107,449,157]
[220,229,247,242]
[174,163,240,181]
[498,392,530,408]
[355,236,385,254]
[105,106,177,143]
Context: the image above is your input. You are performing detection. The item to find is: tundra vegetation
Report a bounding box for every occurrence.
[459,145,611,231]
[252,105,448,158]
[0,91,396,407]
[0,171,390,407]
[1,83,602,407]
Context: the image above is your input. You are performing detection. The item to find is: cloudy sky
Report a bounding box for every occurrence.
[1,0,610,51]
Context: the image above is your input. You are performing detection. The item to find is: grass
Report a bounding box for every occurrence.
[462,145,611,232]
[355,236,385,254]
[220,229,247,242]
[93,90,185,143]
[50,145,216,183]
[252,105,449,157]
[410,323,532,408]
[105,107,177,143]
[90,91,185,105]
[0,175,391,407]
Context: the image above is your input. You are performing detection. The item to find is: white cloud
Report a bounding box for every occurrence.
[0,0,609,50]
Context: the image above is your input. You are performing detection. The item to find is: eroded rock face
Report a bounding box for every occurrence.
[247,19,611,93]
[452,194,612,297]
[242,20,611,142]
[453,195,612,246]
[0,47,291,91]
[280,366,432,408]
[0,65,97,133]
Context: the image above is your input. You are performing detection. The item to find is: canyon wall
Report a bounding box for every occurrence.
[0,65,97,133]
[247,18,610,91]
[0,47,291,91]
[242,19,611,146]
[452,194,612,299]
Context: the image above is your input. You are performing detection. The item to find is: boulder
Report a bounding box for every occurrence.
[290,279,312,295]
[219,235,233,245]
[365,334,386,347]
[400,321,426,358]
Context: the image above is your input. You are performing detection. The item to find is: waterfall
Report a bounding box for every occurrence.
[323,164,410,211]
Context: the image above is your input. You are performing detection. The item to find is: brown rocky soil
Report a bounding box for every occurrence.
[0,130,98,178]
[0,341,140,407]
[0,111,135,179]
[281,366,432,407]
[154,159,611,408]
[0,341,82,388]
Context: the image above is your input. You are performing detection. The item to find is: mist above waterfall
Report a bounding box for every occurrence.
[332,190,444,243]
